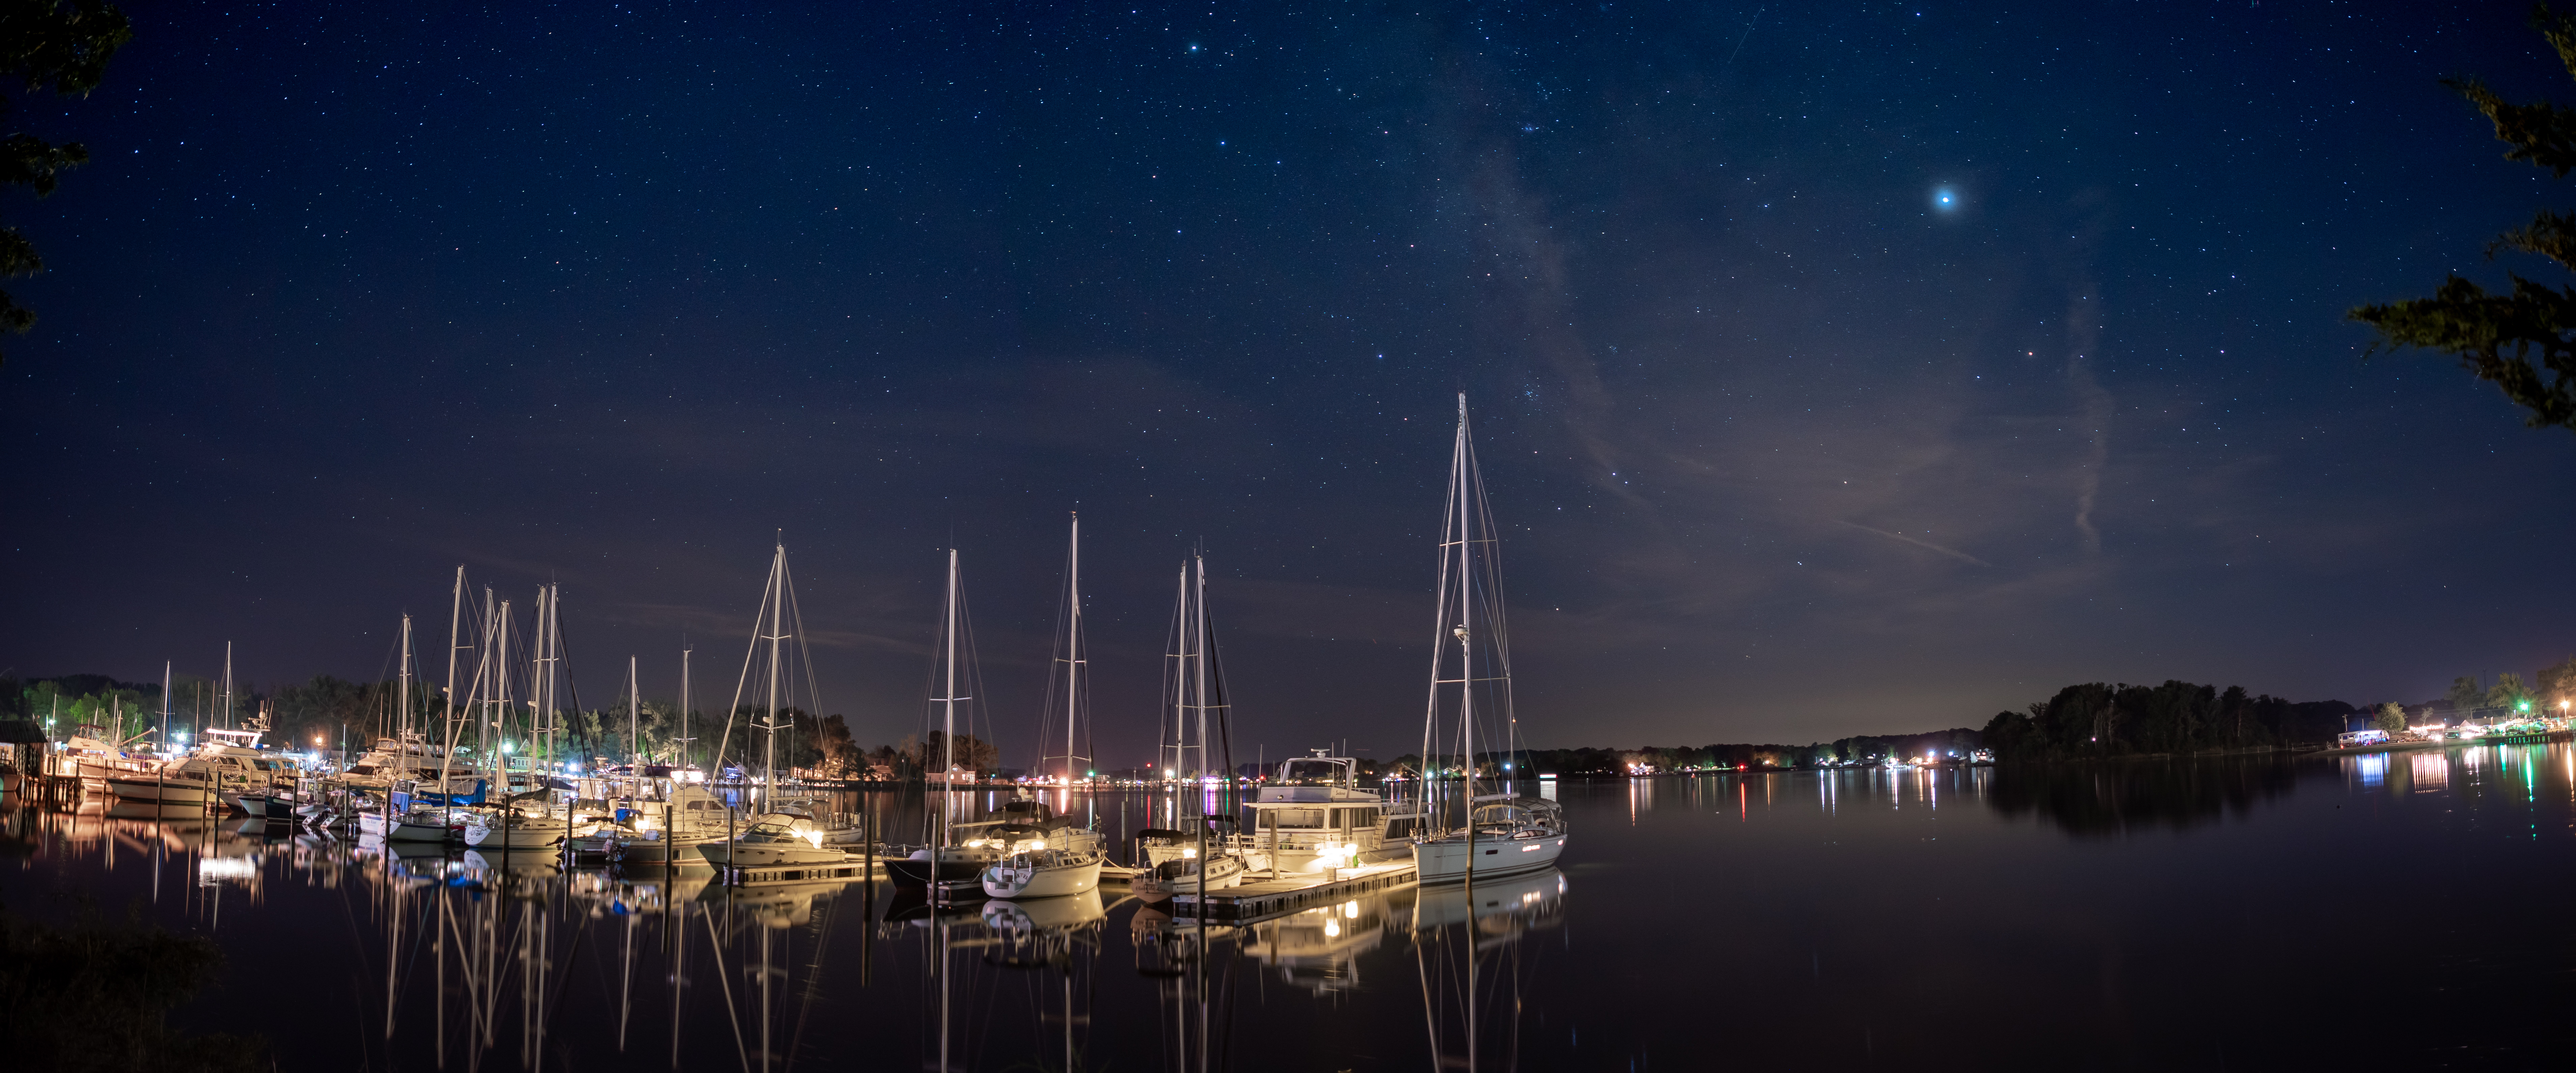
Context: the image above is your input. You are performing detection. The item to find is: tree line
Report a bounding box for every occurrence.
[0,672,1019,782]
[1980,681,2359,762]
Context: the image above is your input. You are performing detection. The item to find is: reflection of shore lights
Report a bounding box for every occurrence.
[198,858,257,881]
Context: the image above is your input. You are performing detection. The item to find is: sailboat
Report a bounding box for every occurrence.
[359,617,452,841]
[1132,553,1265,899]
[981,514,1108,900]
[696,541,845,871]
[612,644,734,866]
[889,548,1100,890]
[1412,394,1567,885]
[106,660,218,812]
[463,586,581,850]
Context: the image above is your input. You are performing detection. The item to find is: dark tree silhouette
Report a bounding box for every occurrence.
[0,0,131,365]
[2349,4,2576,429]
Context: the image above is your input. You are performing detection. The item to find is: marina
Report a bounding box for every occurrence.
[9,745,2576,1069]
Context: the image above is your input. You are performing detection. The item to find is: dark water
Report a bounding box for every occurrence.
[7,744,2576,1071]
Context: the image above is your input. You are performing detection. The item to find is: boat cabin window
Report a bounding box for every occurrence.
[1271,807,1327,829]
[1277,758,1349,785]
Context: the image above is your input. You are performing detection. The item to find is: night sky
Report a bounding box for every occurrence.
[7,1,2574,761]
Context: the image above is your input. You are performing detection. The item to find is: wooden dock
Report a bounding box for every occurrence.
[719,857,886,886]
[1170,861,1417,922]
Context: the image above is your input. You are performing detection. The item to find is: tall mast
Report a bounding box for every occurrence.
[496,599,512,779]
[444,566,464,750]
[530,589,545,777]
[1169,565,1188,783]
[1066,513,1081,782]
[940,548,959,845]
[548,586,561,771]
[1456,393,1475,816]
[680,643,692,772]
[628,655,639,770]
[481,588,496,770]
[160,661,171,753]
[543,584,563,773]
[221,642,234,731]
[764,544,784,807]
[1193,556,1210,784]
[398,614,414,742]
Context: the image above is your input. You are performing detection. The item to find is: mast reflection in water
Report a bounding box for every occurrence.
[15,751,2576,1070]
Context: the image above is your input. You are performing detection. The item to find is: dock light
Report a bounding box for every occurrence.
[1031,838,1046,850]
[1182,847,1197,859]
[1165,768,1175,778]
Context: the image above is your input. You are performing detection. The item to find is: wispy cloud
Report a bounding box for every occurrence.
[1836,521,1992,567]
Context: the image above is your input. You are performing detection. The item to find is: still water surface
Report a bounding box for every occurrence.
[8,744,2576,1070]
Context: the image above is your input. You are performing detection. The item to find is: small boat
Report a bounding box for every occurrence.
[359,803,456,842]
[694,813,847,869]
[568,824,632,860]
[1131,852,1245,902]
[462,804,571,849]
[982,847,1104,899]
[612,829,723,866]
[105,756,218,809]
[233,792,300,819]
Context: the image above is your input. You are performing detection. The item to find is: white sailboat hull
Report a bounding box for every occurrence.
[106,775,214,806]
[983,857,1102,899]
[1132,856,1245,901]
[1413,833,1567,885]
[694,839,845,868]
[361,810,453,842]
[463,815,568,848]
[106,777,213,806]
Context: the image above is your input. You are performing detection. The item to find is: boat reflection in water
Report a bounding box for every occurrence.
[887,881,1109,1072]
[1413,869,1568,1073]
[1125,867,1568,1072]
[3,785,1571,1072]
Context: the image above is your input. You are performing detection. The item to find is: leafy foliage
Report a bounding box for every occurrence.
[2447,675,2488,715]
[0,0,131,363]
[2347,4,2576,428]
[2540,655,2576,709]
[2487,671,2536,713]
